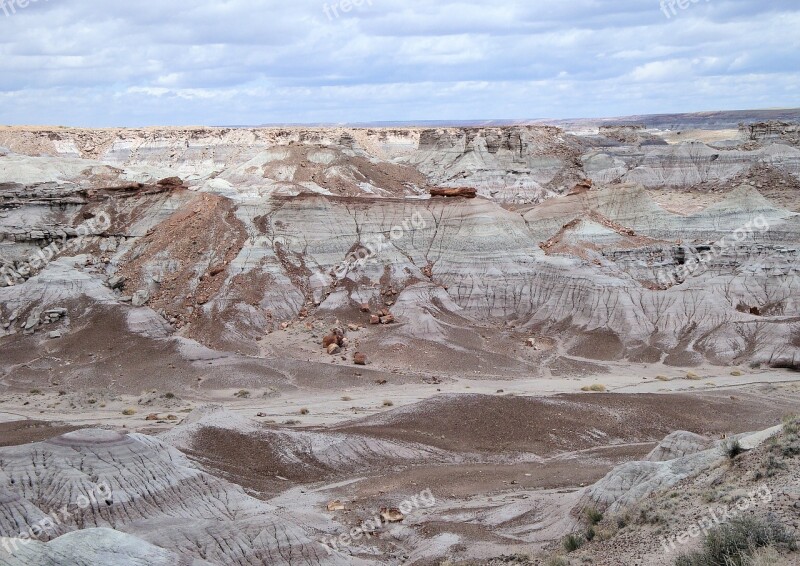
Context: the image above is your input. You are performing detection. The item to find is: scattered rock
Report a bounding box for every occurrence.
[354,352,367,366]
[327,500,346,512]
[48,330,62,339]
[380,314,395,324]
[327,343,341,355]
[370,315,380,325]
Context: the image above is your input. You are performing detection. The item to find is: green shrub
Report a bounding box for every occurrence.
[563,533,584,553]
[780,415,800,457]
[674,516,796,566]
[585,526,596,541]
[585,507,604,525]
[725,438,744,459]
[783,415,799,436]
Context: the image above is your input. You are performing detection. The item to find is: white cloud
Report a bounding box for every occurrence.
[0,0,797,125]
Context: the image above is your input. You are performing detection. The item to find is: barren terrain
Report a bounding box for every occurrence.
[0,111,799,565]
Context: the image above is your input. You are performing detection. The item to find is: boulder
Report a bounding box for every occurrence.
[132,290,150,307]
[327,500,346,512]
[568,179,593,195]
[157,176,184,187]
[107,275,126,290]
[327,343,341,355]
[354,352,367,366]
[380,507,405,523]
[24,309,42,332]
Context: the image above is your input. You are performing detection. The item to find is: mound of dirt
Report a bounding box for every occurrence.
[336,392,798,455]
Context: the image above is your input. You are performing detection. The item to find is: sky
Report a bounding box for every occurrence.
[0,0,798,126]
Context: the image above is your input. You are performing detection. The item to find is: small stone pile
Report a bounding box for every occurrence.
[16,307,68,336]
[369,308,396,325]
[322,327,346,355]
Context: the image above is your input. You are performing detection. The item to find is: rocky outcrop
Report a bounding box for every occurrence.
[645,431,714,462]
[430,187,477,198]
[741,121,800,146]
[584,141,800,187]
[579,427,782,513]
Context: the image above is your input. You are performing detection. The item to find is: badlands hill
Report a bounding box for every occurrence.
[0,113,798,565]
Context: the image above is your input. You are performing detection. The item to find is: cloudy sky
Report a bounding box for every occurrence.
[0,0,798,126]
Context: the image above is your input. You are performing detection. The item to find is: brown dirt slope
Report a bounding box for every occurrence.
[335,391,799,455]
